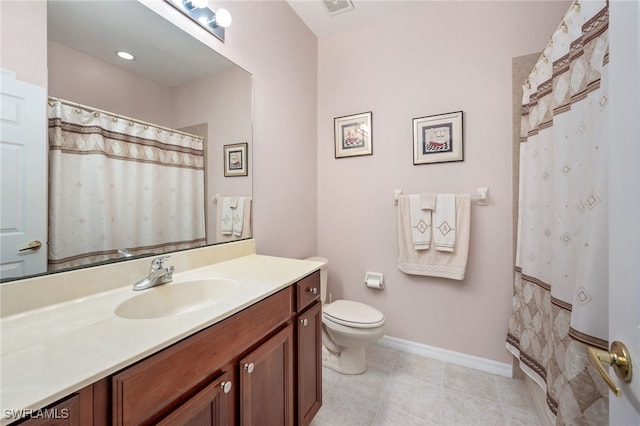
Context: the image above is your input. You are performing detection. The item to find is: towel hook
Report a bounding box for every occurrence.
[476,187,489,206]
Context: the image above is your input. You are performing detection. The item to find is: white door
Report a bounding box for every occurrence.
[0,71,47,279]
[608,2,640,423]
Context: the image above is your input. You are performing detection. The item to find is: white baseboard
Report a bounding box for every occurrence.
[377,335,513,378]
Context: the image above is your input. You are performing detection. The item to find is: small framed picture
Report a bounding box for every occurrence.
[413,111,463,165]
[334,111,373,158]
[223,143,248,177]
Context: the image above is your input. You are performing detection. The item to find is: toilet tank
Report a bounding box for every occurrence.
[305,256,328,303]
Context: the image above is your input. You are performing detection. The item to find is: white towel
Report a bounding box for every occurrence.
[421,193,437,210]
[409,194,432,250]
[232,197,245,236]
[216,197,252,242]
[221,197,233,235]
[397,194,471,280]
[433,194,456,252]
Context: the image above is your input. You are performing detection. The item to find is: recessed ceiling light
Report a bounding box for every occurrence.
[116,51,135,61]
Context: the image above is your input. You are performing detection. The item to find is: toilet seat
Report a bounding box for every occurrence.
[323,300,385,329]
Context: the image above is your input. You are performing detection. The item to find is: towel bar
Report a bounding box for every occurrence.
[393,188,489,206]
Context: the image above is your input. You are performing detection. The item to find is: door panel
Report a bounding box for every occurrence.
[240,325,293,426]
[608,2,640,423]
[0,74,47,279]
[297,302,322,425]
[156,372,231,426]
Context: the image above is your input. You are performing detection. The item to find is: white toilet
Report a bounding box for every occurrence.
[306,257,385,375]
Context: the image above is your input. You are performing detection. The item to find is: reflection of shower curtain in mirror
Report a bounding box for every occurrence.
[506,2,609,424]
[47,98,205,270]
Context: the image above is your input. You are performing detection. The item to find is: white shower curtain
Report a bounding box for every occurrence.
[506,1,609,424]
[48,98,206,270]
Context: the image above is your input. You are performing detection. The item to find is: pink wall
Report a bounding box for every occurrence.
[170,68,252,242]
[47,41,172,125]
[142,0,319,259]
[0,1,47,87]
[317,1,569,363]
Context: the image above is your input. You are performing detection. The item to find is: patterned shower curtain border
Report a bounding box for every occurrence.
[47,238,207,271]
[48,97,204,170]
[520,6,609,143]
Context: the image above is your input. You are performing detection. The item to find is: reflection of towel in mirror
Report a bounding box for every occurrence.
[409,194,432,250]
[233,197,245,236]
[433,194,456,252]
[216,197,252,242]
[221,197,234,235]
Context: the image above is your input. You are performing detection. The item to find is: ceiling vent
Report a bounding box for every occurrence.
[323,0,354,16]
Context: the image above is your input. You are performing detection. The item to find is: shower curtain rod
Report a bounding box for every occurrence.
[48,96,205,143]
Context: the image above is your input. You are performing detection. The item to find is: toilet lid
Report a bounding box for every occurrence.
[323,300,385,329]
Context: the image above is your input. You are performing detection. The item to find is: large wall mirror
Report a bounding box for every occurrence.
[0,1,252,282]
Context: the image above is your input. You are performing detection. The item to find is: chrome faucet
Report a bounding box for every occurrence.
[133,255,175,291]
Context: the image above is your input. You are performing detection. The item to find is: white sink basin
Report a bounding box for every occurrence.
[115,279,240,319]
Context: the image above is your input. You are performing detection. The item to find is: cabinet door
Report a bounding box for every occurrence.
[239,325,294,426]
[297,302,322,425]
[14,385,93,426]
[156,372,232,426]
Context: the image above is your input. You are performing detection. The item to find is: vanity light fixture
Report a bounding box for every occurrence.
[165,0,232,42]
[115,51,136,61]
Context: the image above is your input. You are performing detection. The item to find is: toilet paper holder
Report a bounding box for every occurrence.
[364,271,384,289]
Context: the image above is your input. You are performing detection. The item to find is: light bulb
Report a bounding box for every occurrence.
[191,0,209,8]
[215,8,232,28]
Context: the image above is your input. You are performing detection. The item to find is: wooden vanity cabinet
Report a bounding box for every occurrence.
[111,286,293,426]
[295,271,322,426]
[12,271,323,426]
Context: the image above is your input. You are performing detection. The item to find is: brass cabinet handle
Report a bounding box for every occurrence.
[587,340,632,397]
[19,240,42,252]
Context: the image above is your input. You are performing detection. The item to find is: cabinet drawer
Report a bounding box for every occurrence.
[112,286,293,426]
[296,271,320,312]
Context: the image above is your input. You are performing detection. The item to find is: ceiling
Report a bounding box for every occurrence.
[286,0,410,38]
[48,0,405,83]
[47,1,233,88]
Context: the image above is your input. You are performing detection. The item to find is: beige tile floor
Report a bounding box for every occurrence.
[310,343,542,426]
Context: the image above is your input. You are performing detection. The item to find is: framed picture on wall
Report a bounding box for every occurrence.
[334,111,373,158]
[412,111,463,165]
[224,143,248,177]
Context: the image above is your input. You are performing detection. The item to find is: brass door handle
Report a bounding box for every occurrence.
[19,240,42,252]
[587,340,632,397]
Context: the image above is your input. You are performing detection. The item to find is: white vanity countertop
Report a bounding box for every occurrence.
[0,254,322,424]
